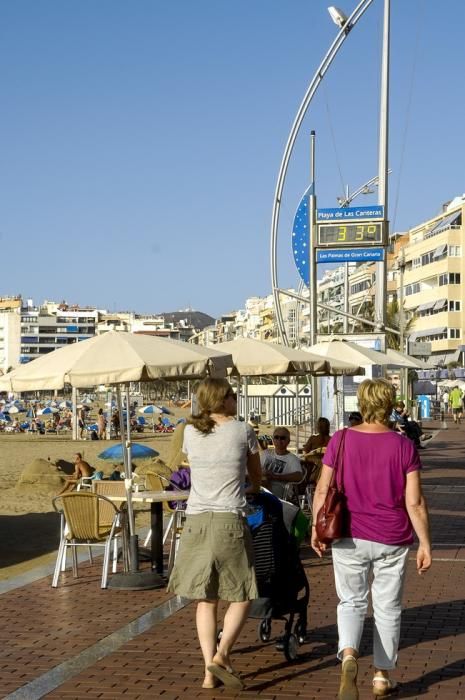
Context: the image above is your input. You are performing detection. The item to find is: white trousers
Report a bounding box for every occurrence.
[332,537,409,669]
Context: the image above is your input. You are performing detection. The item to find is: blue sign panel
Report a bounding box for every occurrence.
[316,248,385,263]
[317,205,384,222]
[292,185,313,287]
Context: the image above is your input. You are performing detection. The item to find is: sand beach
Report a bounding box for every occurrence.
[0,406,191,578]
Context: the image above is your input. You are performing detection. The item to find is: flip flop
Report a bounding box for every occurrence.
[207,662,244,690]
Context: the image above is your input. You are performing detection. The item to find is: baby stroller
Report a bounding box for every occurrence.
[246,491,310,661]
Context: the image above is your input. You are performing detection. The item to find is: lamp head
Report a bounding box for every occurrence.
[328,6,348,29]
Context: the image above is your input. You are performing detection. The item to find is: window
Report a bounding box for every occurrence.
[421,251,435,266]
[449,328,461,339]
[350,279,372,295]
[449,300,461,311]
[449,245,462,257]
[439,273,461,286]
[405,282,421,296]
[412,257,421,269]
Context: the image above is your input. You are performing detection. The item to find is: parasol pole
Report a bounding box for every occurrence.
[124,383,138,570]
[71,386,77,441]
[116,386,128,474]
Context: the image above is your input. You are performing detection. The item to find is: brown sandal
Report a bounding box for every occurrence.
[338,655,358,700]
[207,662,243,690]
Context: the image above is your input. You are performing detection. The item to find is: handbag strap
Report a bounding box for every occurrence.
[332,428,347,493]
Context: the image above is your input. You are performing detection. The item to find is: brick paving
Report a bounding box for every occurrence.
[1,423,464,699]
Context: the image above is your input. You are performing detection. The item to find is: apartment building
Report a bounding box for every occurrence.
[20,300,99,364]
[401,197,464,364]
[0,296,21,373]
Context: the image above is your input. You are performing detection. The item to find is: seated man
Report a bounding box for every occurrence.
[390,401,431,448]
[261,427,304,499]
[57,452,95,495]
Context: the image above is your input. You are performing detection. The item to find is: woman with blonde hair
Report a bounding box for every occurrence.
[167,377,261,690]
[311,378,431,699]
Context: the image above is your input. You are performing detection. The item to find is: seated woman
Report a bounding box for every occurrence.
[301,417,331,484]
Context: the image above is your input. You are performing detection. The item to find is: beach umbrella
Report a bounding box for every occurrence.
[98,442,159,461]
[38,406,59,415]
[306,339,392,367]
[59,400,73,409]
[214,337,361,376]
[385,348,429,370]
[139,404,163,415]
[3,405,20,414]
[0,412,11,422]
[0,331,232,391]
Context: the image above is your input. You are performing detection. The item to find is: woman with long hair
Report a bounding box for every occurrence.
[167,378,261,690]
[311,378,432,699]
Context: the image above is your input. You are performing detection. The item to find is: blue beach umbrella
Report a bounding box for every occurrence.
[38,406,59,415]
[139,405,162,415]
[98,442,159,461]
[59,400,73,409]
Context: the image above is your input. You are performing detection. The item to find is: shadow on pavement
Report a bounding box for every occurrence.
[0,512,60,568]
[241,599,465,693]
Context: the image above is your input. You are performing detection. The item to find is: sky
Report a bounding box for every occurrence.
[0,0,464,318]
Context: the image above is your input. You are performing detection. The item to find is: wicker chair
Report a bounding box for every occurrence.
[92,481,129,573]
[143,471,185,575]
[52,492,123,589]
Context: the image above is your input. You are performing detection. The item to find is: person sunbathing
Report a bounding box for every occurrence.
[57,452,95,495]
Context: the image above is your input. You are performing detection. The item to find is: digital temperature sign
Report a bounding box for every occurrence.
[317,221,384,246]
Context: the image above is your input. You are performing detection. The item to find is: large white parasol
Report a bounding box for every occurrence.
[0,331,231,392]
[214,337,362,376]
[0,332,233,589]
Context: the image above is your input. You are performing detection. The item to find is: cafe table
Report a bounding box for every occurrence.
[108,490,189,575]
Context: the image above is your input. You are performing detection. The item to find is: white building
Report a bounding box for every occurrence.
[0,297,21,373]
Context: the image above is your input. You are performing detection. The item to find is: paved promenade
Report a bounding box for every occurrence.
[1,420,464,699]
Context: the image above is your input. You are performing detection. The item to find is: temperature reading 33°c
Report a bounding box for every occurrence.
[317,221,384,246]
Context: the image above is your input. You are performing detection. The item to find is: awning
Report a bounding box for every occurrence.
[432,243,447,259]
[429,211,461,236]
[418,301,436,312]
[433,349,461,365]
[411,327,447,340]
[433,299,447,311]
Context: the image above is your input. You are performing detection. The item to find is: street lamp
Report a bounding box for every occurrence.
[328,6,351,32]
[270,0,376,345]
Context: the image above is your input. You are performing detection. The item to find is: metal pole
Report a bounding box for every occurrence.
[71,386,77,441]
[309,131,318,429]
[398,247,408,400]
[343,264,349,334]
[375,0,390,348]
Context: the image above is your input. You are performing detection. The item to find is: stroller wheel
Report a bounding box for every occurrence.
[258,619,271,642]
[294,620,307,645]
[283,633,299,662]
